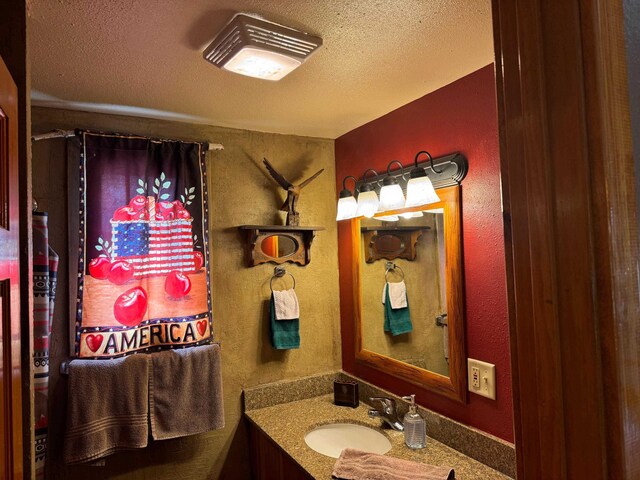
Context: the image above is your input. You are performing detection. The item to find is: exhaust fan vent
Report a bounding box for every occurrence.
[203,13,322,81]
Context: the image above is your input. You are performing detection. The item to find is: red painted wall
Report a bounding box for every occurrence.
[335,64,513,442]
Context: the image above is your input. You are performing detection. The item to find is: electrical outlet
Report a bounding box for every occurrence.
[471,366,480,389]
[467,358,496,400]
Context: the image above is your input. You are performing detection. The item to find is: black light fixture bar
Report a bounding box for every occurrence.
[354,152,468,194]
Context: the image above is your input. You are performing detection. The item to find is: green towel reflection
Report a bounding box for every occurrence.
[270,293,300,349]
[384,284,412,336]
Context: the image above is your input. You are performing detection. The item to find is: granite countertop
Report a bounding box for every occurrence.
[245,394,512,480]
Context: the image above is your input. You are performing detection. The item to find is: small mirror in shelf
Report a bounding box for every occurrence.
[238,225,324,267]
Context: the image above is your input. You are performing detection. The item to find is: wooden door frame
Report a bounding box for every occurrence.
[493,0,639,478]
[0,54,24,480]
[0,2,32,478]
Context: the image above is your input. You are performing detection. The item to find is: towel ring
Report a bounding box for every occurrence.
[384,262,405,282]
[270,266,296,291]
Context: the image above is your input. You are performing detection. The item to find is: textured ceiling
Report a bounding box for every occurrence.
[29,0,494,139]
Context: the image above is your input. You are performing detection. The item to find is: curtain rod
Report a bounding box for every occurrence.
[31,129,225,151]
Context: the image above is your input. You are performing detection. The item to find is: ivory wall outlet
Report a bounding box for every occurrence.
[467,358,496,400]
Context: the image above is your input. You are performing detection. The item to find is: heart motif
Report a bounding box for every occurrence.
[86,334,104,353]
[196,320,207,337]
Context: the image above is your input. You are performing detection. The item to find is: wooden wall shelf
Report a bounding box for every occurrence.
[238,225,324,267]
[361,226,430,263]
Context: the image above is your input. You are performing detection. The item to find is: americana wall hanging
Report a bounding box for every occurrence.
[74,130,212,358]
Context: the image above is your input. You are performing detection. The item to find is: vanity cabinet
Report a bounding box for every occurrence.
[248,422,313,480]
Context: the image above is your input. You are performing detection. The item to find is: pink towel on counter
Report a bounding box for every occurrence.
[332,448,454,480]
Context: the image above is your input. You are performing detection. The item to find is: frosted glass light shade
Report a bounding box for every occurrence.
[356,190,379,218]
[400,211,424,219]
[224,47,302,81]
[377,215,399,222]
[405,175,440,207]
[336,196,358,220]
[378,184,405,212]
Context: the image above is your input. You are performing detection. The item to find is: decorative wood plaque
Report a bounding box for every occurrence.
[361,226,429,263]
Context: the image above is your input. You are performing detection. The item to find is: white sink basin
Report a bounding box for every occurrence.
[304,423,392,458]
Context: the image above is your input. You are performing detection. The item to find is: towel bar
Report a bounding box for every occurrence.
[270,266,296,291]
[60,360,71,376]
[384,261,404,281]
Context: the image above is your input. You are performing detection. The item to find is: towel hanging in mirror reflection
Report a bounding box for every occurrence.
[382,262,408,309]
[382,263,412,335]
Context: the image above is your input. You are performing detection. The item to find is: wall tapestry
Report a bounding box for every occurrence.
[75,130,212,358]
[33,212,58,479]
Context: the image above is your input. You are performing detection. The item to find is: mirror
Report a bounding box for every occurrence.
[238,225,324,266]
[260,234,298,258]
[360,212,448,376]
[353,186,466,403]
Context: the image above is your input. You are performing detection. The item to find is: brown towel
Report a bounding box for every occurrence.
[64,355,150,465]
[332,448,455,480]
[149,343,224,440]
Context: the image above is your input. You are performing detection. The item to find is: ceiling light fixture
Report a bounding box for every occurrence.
[203,13,323,81]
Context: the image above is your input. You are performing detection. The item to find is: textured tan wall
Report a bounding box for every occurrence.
[360,216,449,376]
[31,107,341,480]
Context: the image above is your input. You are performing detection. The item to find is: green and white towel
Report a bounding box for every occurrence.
[270,293,300,349]
[383,282,412,336]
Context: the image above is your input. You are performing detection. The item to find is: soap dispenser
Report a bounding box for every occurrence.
[402,394,426,449]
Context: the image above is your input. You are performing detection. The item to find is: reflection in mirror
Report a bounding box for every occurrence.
[360,209,449,377]
[375,234,405,256]
[260,234,298,258]
[353,186,466,402]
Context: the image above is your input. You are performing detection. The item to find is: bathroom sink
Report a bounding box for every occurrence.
[304,423,392,458]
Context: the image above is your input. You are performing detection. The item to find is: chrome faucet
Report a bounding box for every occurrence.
[368,397,404,431]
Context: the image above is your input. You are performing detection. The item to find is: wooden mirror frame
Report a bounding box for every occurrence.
[351,185,467,403]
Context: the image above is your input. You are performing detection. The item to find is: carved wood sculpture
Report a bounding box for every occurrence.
[263,157,324,226]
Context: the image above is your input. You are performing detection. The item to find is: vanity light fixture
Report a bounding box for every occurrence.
[356,169,380,218]
[405,151,441,207]
[335,151,468,222]
[378,161,406,212]
[203,13,323,81]
[336,176,358,221]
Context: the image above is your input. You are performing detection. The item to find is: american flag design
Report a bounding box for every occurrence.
[109,196,198,278]
[111,215,197,278]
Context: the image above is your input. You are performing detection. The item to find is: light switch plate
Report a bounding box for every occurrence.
[467,358,496,400]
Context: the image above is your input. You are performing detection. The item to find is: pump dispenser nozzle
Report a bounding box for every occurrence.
[402,394,426,449]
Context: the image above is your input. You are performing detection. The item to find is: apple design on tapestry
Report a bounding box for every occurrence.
[165,270,192,298]
[193,251,204,271]
[88,257,111,279]
[129,194,148,210]
[112,205,136,221]
[113,286,148,326]
[108,260,134,285]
